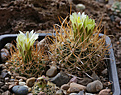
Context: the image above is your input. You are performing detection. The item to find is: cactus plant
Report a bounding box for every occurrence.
[48,12,109,75]
[7,31,48,77]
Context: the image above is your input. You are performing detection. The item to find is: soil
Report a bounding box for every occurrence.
[0,0,121,89]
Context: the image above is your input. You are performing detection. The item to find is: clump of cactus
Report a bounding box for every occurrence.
[7,30,47,77]
[111,1,121,16]
[48,12,109,74]
[32,76,57,95]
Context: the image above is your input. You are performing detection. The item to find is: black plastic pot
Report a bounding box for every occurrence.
[0,33,120,95]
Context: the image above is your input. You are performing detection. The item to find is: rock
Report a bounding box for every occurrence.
[0,70,11,78]
[56,89,64,95]
[0,82,5,87]
[27,93,33,95]
[61,84,70,90]
[19,82,26,86]
[16,76,27,81]
[86,80,103,93]
[5,77,9,82]
[69,76,77,83]
[50,72,71,87]
[69,93,77,95]
[1,48,10,62]
[77,78,92,86]
[46,66,57,77]
[98,89,111,95]
[115,16,121,22]
[12,85,28,95]
[26,77,36,87]
[68,82,86,93]
[91,72,100,80]
[85,92,96,95]
[0,64,6,71]
[0,89,4,93]
[76,4,85,11]
[1,84,9,91]
[1,90,11,95]
[76,91,84,95]
[38,91,47,95]
[101,68,107,75]
[4,43,13,50]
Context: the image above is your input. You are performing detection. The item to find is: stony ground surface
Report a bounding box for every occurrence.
[0,0,121,94]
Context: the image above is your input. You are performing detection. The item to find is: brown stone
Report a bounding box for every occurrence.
[99,89,111,95]
[26,77,36,87]
[61,84,70,90]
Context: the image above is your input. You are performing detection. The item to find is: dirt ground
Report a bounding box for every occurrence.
[0,0,121,88]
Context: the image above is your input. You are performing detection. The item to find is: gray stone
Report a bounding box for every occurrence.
[1,84,9,91]
[76,4,85,11]
[0,89,4,93]
[77,78,92,86]
[76,91,84,95]
[86,80,103,93]
[46,66,57,77]
[12,85,28,95]
[26,77,36,87]
[0,82,4,87]
[69,76,77,83]
[50,72,71,87]
[4,43,13,50]
[1,48,10,62]
[0,70,11,78]
[56,89,64,95]
[91,72,100,81]
[101,68,107,76]
[69,93,77,95]
[1,90,11,95]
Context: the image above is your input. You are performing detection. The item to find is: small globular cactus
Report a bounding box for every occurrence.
[48,12,109,75]
[7,30,47,77]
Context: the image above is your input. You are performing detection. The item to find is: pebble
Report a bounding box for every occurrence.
[46,66,57,77]
[16,76,27,81]
[0,64,6,71]
[86,80,103,93]
[26,77,36,87]
[1,70,11,78]
[1,90,11,95]
[115,16,121,22]
[0,48,10,62]
[101,68,107,75]
[1,84,9,91]
[12,85,28,95]
[50,72,71,87]
[56,89,64,95]
[38,91,47,95]
[76,4,85,11]
[0,82,5,87]
[91,72,100,80]
[69,93,77,95]
[19,82,26,86]
[61,84,70,90]
[67,82,86,93]
[4,43,13,50]
[77,78,92,86]
[69,76,77,83]
[98,89,111,95]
